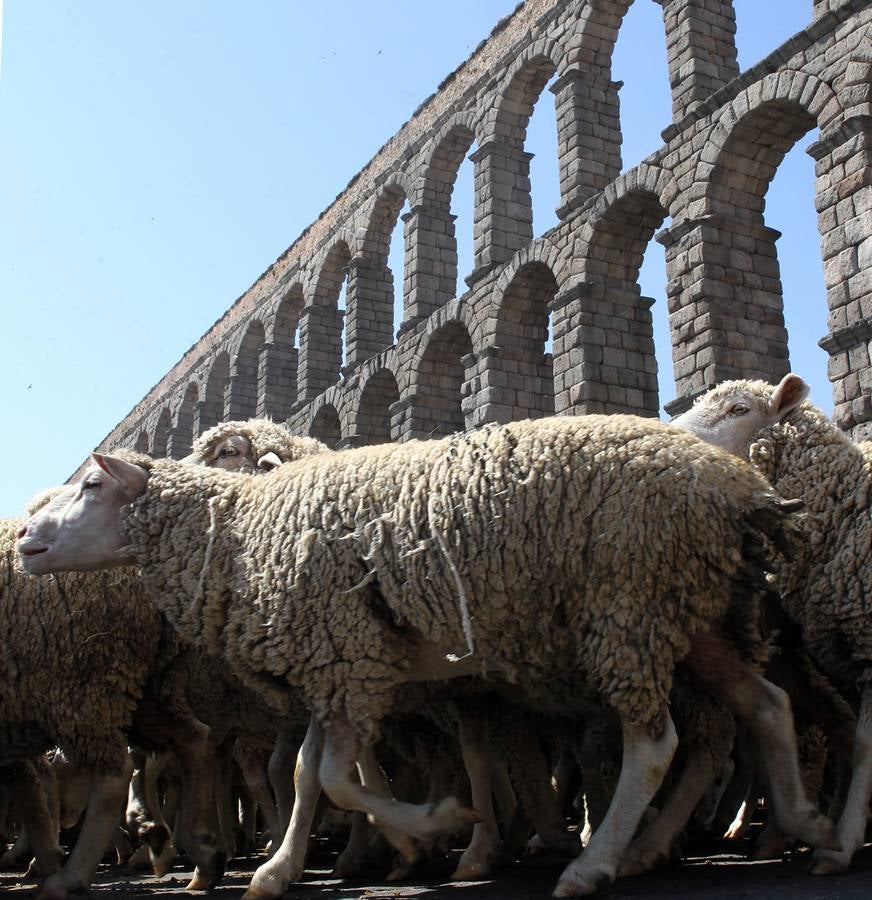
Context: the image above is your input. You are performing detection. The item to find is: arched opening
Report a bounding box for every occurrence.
[261,284,304,421]
[172,382,199,459]
[299,243,349,401]
[229,320,265,420]
[582,190,667,416]
[152,407,172,458]
[526,71,561,237]
[357,369,400,445]
[201,352,230,433]
[613,0,671,170]
[134,431,149,453]
[495,262,559,418]
[309,405,342,448]
[413,322,474,438]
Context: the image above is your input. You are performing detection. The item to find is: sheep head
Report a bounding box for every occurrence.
[17,453,149,574]
[671,373,809,458]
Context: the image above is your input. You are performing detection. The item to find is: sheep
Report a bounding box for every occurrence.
[16,413,839,898]
[672,372,872,875]
[0,511,225,898]
[188,418,328,474]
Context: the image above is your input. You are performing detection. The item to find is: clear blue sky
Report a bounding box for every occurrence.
[1,2,828,516]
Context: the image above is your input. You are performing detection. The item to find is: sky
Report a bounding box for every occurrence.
[1,1,830,517]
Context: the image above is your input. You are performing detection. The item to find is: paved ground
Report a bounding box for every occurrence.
[3,836,872,899]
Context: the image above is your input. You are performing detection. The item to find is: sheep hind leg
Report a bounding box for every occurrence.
[811,680,872,875]
[554,710,678,897]
[684,629,838,852]
[319,720,479,851]
[244,716,324,900]
[553,711,678,898]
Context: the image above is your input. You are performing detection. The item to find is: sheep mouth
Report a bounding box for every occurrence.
[17,544,49,559]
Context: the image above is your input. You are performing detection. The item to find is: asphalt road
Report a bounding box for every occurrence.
[3,836,872,900]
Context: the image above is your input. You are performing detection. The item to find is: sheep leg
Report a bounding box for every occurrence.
[451,707,500,880]
[553,712,678,897]
[236,747,281,849]
[331,810,371,877]
[213,738,238,862]
[684,628,838,852]
[1,762,63,878]
[619,739,720,875]
[126,750,175,876]
[492,760,517,827]
[811,681,872,874]
[267,733,299,838]
[37,759,133,900]
[133,701,224,890]
[318,720,479,845]
[245,717,324,900]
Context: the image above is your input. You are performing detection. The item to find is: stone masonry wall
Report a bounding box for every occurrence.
[76,0,872,476]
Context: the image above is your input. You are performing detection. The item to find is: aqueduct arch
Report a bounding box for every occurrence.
[81,0,872,480]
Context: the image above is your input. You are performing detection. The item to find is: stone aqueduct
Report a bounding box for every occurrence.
[86,0,872,471]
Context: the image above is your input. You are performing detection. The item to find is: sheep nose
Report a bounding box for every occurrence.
[16,526,26,539]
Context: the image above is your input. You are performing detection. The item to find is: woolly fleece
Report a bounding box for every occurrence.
[116,414,792,743]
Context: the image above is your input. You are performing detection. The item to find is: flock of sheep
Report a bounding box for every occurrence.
[2,371,870,898]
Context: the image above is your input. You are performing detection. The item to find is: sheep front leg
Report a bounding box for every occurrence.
[1,761,63,879]
[451,707,501,880]
[811,681,872,874]
[245,716,324,900]
[553,712,678,897]
[37,758,133,900]
[267,733,299,839]
[319,720,479,845]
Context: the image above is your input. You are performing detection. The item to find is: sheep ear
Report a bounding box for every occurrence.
[257,451,283,472]
[92,453,149,498]
[768,374,809,420]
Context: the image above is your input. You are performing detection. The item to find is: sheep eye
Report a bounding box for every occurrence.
[729,403,749,416]
[82,480,101,491]
[218,447,237,458]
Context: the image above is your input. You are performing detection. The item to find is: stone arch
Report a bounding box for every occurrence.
[308,403,342,449]
[346,184,409,365]
[201,351,230,434]
[419,117,478,212]
[261,284,304,420]
[228,319,265,420]
[171,382,199,459]
[666,75,840,403]
[151,407,172,458]
[298,241,351,403]
[356,368,401,445]
[567,187,668,416]
[837,48,872,119]
[408,318,474,439]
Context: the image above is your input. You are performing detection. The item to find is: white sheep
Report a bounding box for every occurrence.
[17,413,837,898]
[673,372,872,875]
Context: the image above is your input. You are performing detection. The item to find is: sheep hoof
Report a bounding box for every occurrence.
[386,858,415,881]
[618,844,664,877]
[126,844,153,872]
[427,797,480,834]
[810,848,850,875]
[149,842,177,878]
[185,868,217,892]
[35,875,70,900]
[792,808,840,852]
[553,862,614,897]
[331,851,363,879]
[242,883,284,900]
[450,858,492,881]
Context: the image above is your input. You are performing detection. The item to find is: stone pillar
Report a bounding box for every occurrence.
[551,66,623,218]
[344,256,395,368]
[296,305,344,402]
[469,141,534,281]
[399,205,458,331]
[389,395,418,443]
[257,342,298,421]
[551,283,658,416]
[656,0,740,122]
[808,116,872,437]
[657,214,789,415]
